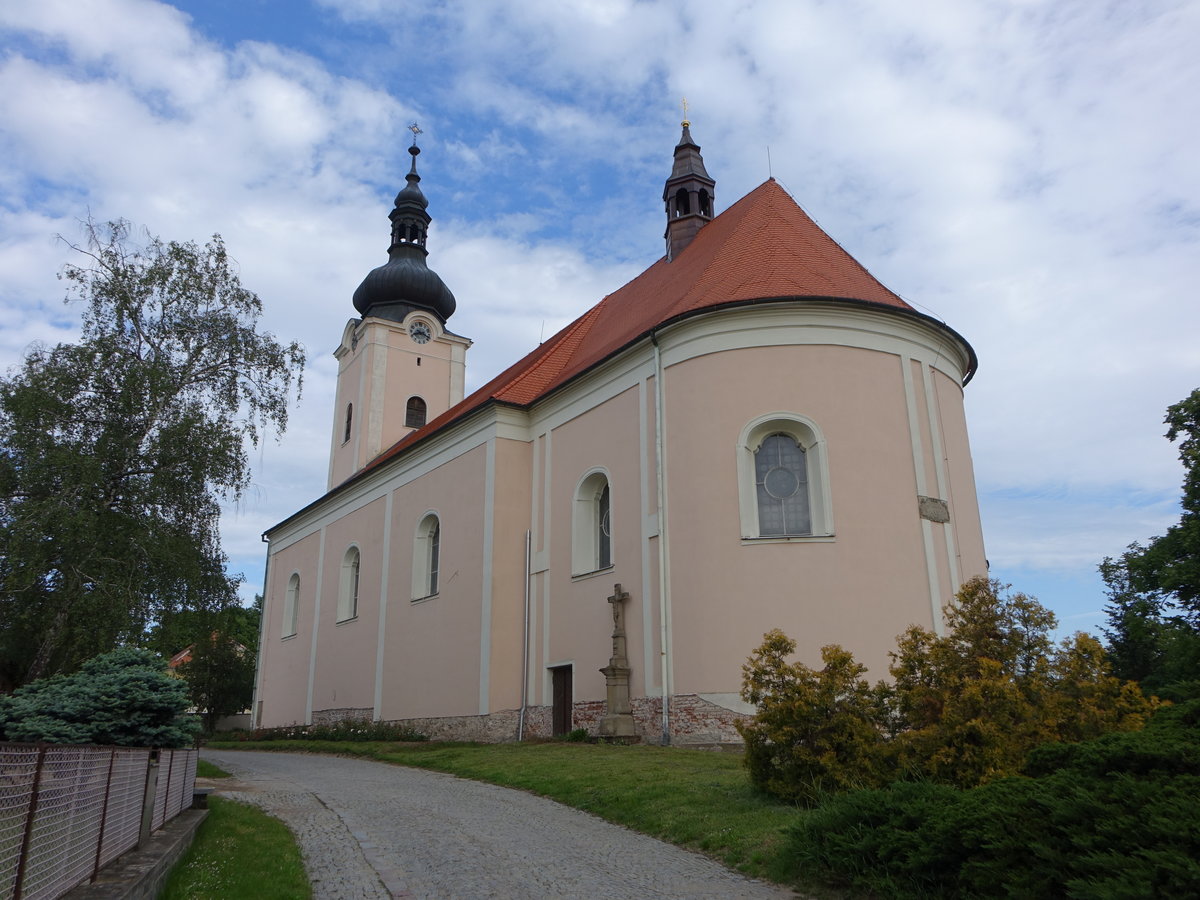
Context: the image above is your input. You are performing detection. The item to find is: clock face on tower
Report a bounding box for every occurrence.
[410,322,432,344]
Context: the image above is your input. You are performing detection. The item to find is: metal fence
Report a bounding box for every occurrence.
[0,744,198,900]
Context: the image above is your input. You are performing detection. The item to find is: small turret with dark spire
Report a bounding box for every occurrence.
[663,108,715,260]
[353,128,456,323]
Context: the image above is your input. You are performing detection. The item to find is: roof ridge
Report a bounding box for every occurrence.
[772,180,908,308]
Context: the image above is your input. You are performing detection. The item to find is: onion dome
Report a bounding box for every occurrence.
[352,141,457,323]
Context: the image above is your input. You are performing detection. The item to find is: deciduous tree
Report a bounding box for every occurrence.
[0,220,303,688]
[1102,388,1200,698]
[159,597,261,734]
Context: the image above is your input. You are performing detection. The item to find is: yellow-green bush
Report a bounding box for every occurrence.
[737,633,892,805]
[739,577,1158,801]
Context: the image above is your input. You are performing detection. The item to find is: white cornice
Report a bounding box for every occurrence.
[267,404,528,550]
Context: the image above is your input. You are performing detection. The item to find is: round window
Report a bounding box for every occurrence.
[763,465,800,499]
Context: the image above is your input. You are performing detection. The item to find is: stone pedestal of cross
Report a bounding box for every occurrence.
[599,583,636,737]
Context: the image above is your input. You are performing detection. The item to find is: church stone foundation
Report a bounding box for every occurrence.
[318,694,750,745]
[532,694,750,745]
[311,706,374,726]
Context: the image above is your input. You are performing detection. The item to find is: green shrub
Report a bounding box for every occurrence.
[740,578,1157,802]
[1023,698,1200,779]
[0,648,196,747]
[737,631,892,806]
[788,781,963,897]
[786,701,1200,898]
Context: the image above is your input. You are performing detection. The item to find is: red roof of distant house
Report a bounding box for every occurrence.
[359,178,938,477]
[168,646,193,669]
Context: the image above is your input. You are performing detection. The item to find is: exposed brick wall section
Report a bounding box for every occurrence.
[566,700,606,733]
[665,695,749,745]
[351,694,750,745]
[632,696,665,741]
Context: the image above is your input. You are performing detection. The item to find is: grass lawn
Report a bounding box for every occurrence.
[195,758,231,779]
[205,739,804,885]
[163,794,311,900]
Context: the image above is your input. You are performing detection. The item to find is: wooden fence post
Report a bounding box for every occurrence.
[90,748,118,882]
[138,750,159,849]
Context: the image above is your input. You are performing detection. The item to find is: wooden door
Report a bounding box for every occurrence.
[551,665,573,736]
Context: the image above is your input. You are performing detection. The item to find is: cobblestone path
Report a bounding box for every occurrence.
[202,749,797,899]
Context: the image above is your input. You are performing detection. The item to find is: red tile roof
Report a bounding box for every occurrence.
[354,179,955,479]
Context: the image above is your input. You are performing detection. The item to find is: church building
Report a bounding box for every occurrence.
[252,123,988,744]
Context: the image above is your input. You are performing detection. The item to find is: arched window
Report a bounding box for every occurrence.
[598,483,612,569]
[406,396,427,428]
[674,187,690,216]
[338,546,360,621]
[755,434,810,536]
[343,403,353,444]
[283,573,300,638]
[737,414,833,539]
[572,471,613,575]
[698,188,712,217]
[413,513,441,600]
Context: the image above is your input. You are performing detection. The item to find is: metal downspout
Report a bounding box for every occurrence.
[652,334,672,744]
[518,529,531,741]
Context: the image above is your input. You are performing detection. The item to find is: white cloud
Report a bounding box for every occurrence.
[1,0,1197,629]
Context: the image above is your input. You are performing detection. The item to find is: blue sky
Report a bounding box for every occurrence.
[2,0,1197,644]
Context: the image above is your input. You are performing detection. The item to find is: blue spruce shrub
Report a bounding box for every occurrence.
[0,648,196,747]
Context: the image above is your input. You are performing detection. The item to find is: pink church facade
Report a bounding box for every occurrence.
[253,127,987,744]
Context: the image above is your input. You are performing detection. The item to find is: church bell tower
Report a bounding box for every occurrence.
[663,112,715,260]
[328,129,471,488]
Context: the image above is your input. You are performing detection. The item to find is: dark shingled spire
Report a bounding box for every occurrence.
[663,119,716,261]
[353,137,456,323]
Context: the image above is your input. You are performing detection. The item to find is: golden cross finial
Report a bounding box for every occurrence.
[409,122,423,145]
[681,97,690,127]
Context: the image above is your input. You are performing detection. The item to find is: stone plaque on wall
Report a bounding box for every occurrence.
[918,495,950,523]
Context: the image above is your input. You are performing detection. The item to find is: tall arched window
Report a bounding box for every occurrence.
[598,483,612,569]
[338,546,360,621]
[343,403,353,443]
[406,396,427,428]
[283,573,300,638]
[737,414,833,539]
[698,188,712,217]
[573,471,613,575]
[754,434,810,536]
[413,513,441,600]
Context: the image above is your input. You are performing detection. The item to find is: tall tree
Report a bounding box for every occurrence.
[1102,388,1200,697]
[0,220,303,689]
[179,628,258,735]
[152,595,261,733]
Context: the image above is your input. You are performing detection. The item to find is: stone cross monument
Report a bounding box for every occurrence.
[599,583,636,737]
